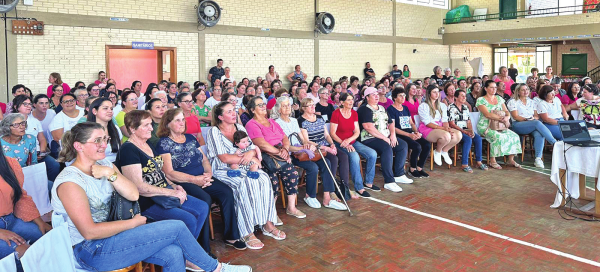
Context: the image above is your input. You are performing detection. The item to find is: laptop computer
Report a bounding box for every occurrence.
[558,120,600,147]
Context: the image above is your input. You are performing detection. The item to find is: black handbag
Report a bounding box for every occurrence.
[151,184,183,209]
[333,178,352,201]
[108,191,141,221]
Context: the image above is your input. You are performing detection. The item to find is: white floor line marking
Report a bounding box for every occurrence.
[367,196,600,268]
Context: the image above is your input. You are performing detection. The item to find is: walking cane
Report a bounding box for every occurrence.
[315,145,354,216]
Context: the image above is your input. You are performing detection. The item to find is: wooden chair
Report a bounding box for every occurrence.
[111,262,155,272]
[413,115,452,170]
[279,168,312,208]
[519,134,535,163]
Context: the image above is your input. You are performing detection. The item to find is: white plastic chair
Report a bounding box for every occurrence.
[413,115,421,128]
[201,126,212,144]
[571,110,580,120]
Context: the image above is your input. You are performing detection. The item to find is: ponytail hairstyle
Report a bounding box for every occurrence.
[87,98,121,154]
[0,145,22,205]
[58,122,104,163]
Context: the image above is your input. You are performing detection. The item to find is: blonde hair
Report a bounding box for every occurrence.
[425,85,442,118]
[511,83,528,101]
[58,122,104,163]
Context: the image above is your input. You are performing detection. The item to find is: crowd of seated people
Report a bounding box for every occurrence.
[1,61,599,271]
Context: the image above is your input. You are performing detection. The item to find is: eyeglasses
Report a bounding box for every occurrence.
[78,94,89,98]
[9,121,27,128]
[54,89,64,93]
[281,104,291,108]
[302,104,315,108]
[91,88,100,92]
[319,92,330,95]
[397,94,406,97]
[85,136,111,148]
[227,99,237,103]
[62,99,76,104]
[21,102,33,107]
[126,98,138,102]
[180,100,194,104]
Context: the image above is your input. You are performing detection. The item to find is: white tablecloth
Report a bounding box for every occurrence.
[550,141,600,208]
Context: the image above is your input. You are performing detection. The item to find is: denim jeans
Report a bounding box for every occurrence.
[460,132,483,165]
[175,179,240,254]
[334,141,377,191]
[362,138,408,184]
[292,157,335,198]
[396,135,431,169]
[39,155,60,182]
[73,220,218,272]
[544,118,565,141]
[0,213,42,260]
[512,120,557,158]
[142,196,208,241]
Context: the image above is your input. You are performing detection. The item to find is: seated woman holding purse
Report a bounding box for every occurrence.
[507,84,556,169]
[115,110,210,257]
[52,122,249,272]
[476,80,522,170]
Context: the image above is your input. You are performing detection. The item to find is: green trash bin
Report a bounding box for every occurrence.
[445,5,471,23]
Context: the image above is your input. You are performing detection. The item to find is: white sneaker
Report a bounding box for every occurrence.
[324,200,347,210]
[221,263,252,272]
[384,183,403,193]
[304,197,322,209]
[534,158,544,168]
[394,175,413,184]
[433,150,442,166]
[441,152,452,165]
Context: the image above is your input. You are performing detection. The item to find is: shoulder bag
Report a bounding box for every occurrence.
[288,132,326,162]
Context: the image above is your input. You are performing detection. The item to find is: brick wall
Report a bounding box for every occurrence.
[396,44,449,79]
[204,34,314,84]
[396,2,446,39]
[20,0,198,23]
[319,40,392,81]
[556,42,600,76]
[216,0,314,31]
[319,0,393,36]
[17,25,199,95]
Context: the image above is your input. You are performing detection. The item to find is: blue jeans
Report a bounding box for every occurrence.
[460,132,483,165]
[0,213,42,260]
[512,120,557,158]
[73,220,218,272]
[362,138,408,184]
[544,118,565,141]
[334,141,377,191]
[39,155,60,182]
[292,157,335,198]
[142,196,208,241]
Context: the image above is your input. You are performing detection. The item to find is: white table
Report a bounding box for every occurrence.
[550,141,600,213]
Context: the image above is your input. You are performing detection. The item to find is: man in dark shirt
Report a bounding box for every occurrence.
[208,58,225,87]
[387,65,402,81]
[364,62,375,79]
[508,64,518,82]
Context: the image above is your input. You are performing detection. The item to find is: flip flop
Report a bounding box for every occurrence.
[461,166,473,173]
[477,163,489,171]
[508,161,522,168]
[489,162,502,170]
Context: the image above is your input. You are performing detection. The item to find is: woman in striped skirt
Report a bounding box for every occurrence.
[206,101,284,250]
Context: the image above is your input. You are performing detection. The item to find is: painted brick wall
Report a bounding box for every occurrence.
[20,0,198,23]
[319,40,392,81]
[16,25,199,95]
[396,2,446,39]
[556,43,600,76]
[449,44,493,77]
[204,34,314,84]
[215,0,314,31]
[318,0,393,36]
[396,44,449,79]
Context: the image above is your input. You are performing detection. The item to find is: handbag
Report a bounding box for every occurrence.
[288,133,326,162]
[485,110,509,135]
[151,184,183,209]
[108,191,141,221]
[333,177,352,201]
[261,143,289,173]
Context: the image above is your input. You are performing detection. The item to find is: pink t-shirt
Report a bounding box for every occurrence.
[246,118,286,146]
[560,94,577,105]
[403,99,420,121]
[46,83,71,97]
[494,78,514,97]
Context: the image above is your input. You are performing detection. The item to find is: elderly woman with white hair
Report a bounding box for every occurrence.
[0,113,37,167]
[430,66,448,86]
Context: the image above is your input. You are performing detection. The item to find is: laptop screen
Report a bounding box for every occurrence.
[559,121,590,141]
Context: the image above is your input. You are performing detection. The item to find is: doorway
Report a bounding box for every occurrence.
[105,45,177,93]
[500,0,518,20]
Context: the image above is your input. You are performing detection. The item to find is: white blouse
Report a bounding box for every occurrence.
[506,98,537,121]
[536,97,563,119]
[418,102,448,125]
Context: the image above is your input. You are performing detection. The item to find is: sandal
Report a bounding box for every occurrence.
[507,160,522,168]
[489,162,502,170]
[262,226,286,241]
[286,208,306,219]
[476,163,489,171]
[243,234,264,250]
[461,166,473,173]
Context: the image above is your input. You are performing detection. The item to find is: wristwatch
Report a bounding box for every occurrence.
[108,171,118,182]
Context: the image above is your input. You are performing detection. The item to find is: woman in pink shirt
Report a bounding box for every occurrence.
[46,72,70,97]
[403,83,420,121]
[561,82,581,108]
[494,66,514,97]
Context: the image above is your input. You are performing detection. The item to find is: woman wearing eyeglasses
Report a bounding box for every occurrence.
[176,92,206,146]
[114,90,138,143]
[49,93,84,152]
[0,113,37,167]
[315,87,335,122]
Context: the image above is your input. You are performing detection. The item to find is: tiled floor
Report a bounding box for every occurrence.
[208,160,600,271]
